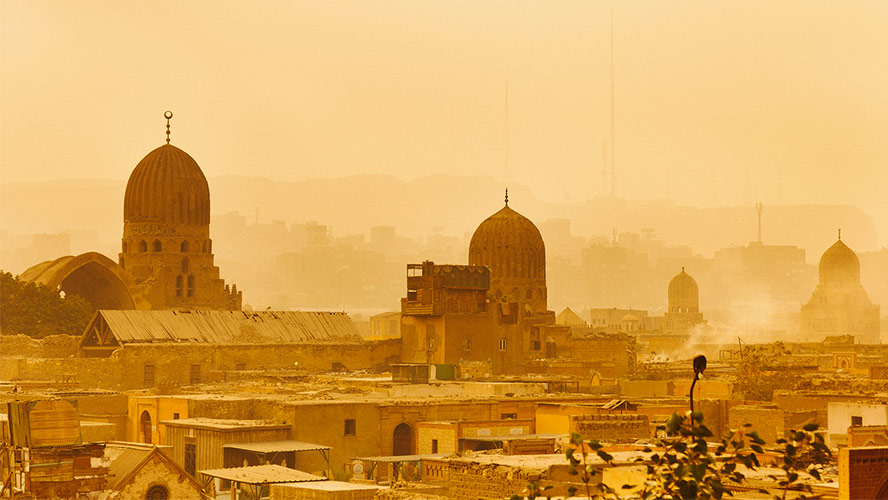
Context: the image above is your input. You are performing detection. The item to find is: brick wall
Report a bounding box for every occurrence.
[728,406,784,445]
[839,446,888,500]
[571,414,650,442]
[446,461,540,500]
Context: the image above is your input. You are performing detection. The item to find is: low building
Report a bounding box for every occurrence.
[162,418,291,477]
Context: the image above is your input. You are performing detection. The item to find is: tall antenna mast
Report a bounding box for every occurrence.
[504,80,510,186]
[609,10,616,198]
[601,139,608,197]
[451,94,456,175]
[756,202,763,243]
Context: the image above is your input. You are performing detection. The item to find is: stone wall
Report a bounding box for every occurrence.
[2,339,401,390]
[0,334,80,358]
[114,453,202,500]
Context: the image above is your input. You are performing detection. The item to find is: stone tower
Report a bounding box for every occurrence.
[119,122,241,310]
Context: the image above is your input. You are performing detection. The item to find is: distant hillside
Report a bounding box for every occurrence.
[1,175,880,263]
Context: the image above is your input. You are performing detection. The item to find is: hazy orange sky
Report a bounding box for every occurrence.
[2,1,887,241]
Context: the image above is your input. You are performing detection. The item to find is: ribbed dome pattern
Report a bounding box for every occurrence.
[668,268,699,312]
[819,239,860,286]
[124,144,210,225]
[469,205,545,280]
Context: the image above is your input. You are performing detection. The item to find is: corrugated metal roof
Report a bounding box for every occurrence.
[459,433,561,442]
[199,464,326,484]
[352,454,446,463]
[104,443,154,490]
[223,440,330,453]
[95,310,362,344]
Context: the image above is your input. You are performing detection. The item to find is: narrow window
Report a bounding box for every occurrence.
[852,416,863,427]
[184,443,196,475]
[344,419,356,436]
[152,239,162,252]
[180,240,189,252]
[499,339,507,351]
[431,439,438,453]
[139,240,147,253]
[187,275,195,297]
[501,413,518,420]
[173,413,180,420]
[202,241,208,253]
[181,258,189,274]
[122,241,128,253]
[464,338,472,351]
[176,275,183,297]
[189,364,201,384]
[143,364,155,386]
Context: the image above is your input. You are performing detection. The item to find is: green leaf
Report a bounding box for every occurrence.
[803,423,819,432]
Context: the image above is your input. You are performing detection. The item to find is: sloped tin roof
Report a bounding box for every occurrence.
[94,309,362,344]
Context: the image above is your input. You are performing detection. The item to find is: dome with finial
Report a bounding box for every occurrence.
[123,113,210,226]
[819,234,860,286]
[668,267,699,313]
[469,191,545,281]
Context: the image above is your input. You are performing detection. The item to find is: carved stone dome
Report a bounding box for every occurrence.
[819,238,860,286]
[124,144,210,226]
[668,268,699,313]
[469,203,545,280]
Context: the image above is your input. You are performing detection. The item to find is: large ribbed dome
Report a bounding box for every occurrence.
[668,268,699,312]
[819,238,860,286]
[469,203,545,280]
[124,144,210,225]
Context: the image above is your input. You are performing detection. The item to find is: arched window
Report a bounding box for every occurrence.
[152,240,162,252]
[122,241,128,253]
[180,258,189,274]
[187,275,195,297]
[525,289,533,300]
[139,240,148,253]
[145,484,169,500]
[175,275,183,297]
[180,240,189,253]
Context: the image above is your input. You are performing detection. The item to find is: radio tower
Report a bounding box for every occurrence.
[609,10,616,198]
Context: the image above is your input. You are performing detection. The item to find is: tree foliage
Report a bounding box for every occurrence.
[733,343,805,401]
[0,271,93,338]
[512,413,831,500]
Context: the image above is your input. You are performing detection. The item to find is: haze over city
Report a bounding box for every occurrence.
[1,4,887,498]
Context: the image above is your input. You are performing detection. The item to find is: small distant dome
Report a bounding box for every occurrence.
[668,268,699,313]
[124,144,210,226]
[622,314,639,322]
[469,203,545,281]
[819,238,860,286]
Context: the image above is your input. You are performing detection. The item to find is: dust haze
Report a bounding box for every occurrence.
[2,1,887,340]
